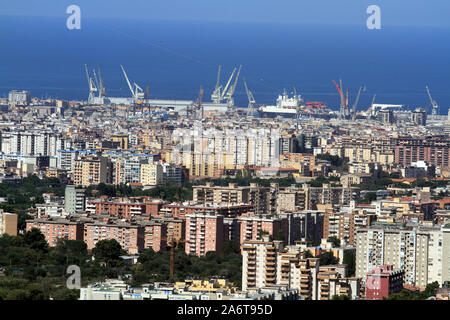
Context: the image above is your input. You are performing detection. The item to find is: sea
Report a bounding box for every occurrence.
[1,15,450,114]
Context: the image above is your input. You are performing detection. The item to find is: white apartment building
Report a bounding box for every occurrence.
[355,225,450,287]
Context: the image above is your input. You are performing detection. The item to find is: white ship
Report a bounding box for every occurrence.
[258,89,304,118]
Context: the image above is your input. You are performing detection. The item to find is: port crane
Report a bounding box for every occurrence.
[121,65,145,102]
[332,79,347,119]
[243,78,256,117]
[366,94,376,119]
[351,86,363,121]
[223,65,241,104]
[425,85,439,116]
[193,87,204,120]
[211,65,222,103]
[85,64,98,103]
[96,66,106,98]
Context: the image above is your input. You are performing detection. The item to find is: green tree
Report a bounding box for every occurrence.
[273,229,286,242]
[318,252,338,266]
[53,239,89,266]
[327,236,341,248]
[343,250,356,277]
[23,228,48,253]
[92,239,125,267]
[52,288,80,300]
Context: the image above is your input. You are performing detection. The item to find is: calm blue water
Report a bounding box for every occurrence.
[1,15,450,113]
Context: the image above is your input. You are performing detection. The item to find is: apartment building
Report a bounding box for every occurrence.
[355,225,450,287]
[322,210,373,246]
[84,220,144,254]
[340,173,373,188]
[140,162,164,186]
[365,265,404,300]
[275,248,320,300]
[242,239,360,300]
[277,186,307,213]
[279,211,324,245]
[316,265,361,300]
[0,211,18,236]
[26,217,84,247]
[192,182,284,215]
[241,238,284,292]
[159,203,254,219]
[156,217,185,242]
[394,136,450,168]
[185,212,224,257]
[193,182,249,205]
[73,154,112,187]
[86,198,146,219]
[239,215,288,245]
[65,185,86,214]
[302,184,360,210]
[140,220,167,252]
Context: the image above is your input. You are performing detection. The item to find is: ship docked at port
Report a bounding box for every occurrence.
[84,64,239,114]
[83,63,334,119]
[257,89,329,118]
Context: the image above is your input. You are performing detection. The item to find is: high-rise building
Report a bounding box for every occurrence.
[140,162,164,186]
[241,237,284,292]
[65,185,86,215]
[26,218,84,246]
[238,215,288,245]
[185,212,224,257]
[241,238,361,300]
[377,109,395,124]
[412,108,427,126]
[355,225,450,287]
[73,154,112,187]
[84,220,144,254]
[365,265,404,300]
[8,90,31,105]
[394,136,450,168]
[0,210,18,236]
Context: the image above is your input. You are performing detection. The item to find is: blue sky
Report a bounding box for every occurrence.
[1,0,450,28]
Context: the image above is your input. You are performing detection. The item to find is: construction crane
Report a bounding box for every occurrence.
[211,65,222,103]
[85,64,98,103]
[351,86,363,121]
[120,65,145,102]
[426,85,439,116]
[243,78,256,117]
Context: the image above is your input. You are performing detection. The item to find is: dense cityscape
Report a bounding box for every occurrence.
[0,84,449,301]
